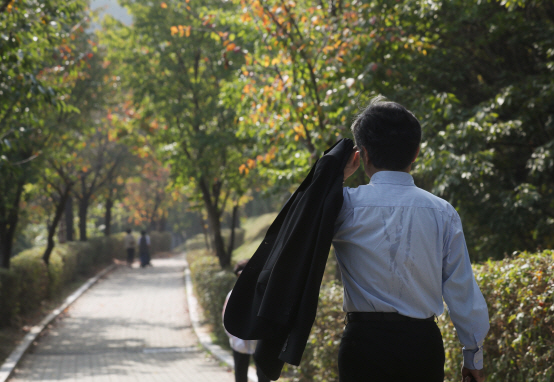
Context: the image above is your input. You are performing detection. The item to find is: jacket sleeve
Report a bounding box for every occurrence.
[442,211,490,370]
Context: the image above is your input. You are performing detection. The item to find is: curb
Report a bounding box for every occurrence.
[183,253,259,382]
[0,263,117,382]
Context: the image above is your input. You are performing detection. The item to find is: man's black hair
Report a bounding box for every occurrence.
[351,96,421,171]
[126,228,131,234]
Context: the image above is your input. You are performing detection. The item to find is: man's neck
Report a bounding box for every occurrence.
[366,165,411,179]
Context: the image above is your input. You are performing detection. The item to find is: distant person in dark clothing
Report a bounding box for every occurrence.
[138,230,151,268]
[223,260,270,382]
[124,229,136,267]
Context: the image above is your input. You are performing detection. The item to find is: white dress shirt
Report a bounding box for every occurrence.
[333,171,489,369]
[223,291,257,354]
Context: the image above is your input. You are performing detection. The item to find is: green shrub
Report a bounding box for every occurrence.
[46,250,64,298]
[0,268,20,326]
[150,231,172,254]
[442,251,554,382]
[10,248,49,315]
[189,254,236,347]
[0,231,172,329]
[54,245,78,285]
[88,236,112,265]
[286,251,554,382]
[67,241,94,275]
[188,250,552,382]
[185,234,209,251]
[289,281,344,381]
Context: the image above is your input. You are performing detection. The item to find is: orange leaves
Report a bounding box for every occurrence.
[242,83,254,95]
[226,43,236,52]
[265,146,278,163]
[238,164,249,175]
[160,2,167,8]
[239,147,278,175]
[107,130,118,142]
[180,25,192,37]
[171,25,192,37]
[240,12,252,23]
[292,125,307,141]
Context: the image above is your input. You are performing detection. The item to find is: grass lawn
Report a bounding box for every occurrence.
[232,212,277,262]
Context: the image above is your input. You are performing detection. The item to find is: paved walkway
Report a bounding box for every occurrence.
[9,256,234,382]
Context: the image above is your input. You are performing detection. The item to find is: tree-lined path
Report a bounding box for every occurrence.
[8,256,234,382]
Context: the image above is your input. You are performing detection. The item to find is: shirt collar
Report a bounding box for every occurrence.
[369,171,415,186]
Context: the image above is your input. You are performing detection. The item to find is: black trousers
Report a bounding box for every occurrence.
[338,319,445,382]
[233,350,271,382]
[126,248,134,265]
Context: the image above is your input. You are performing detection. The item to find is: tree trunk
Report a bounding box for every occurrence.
[65,195,74,241]
[226,203,239,258]
[43,186,72,265]
[198,179,230,268]
[0,179,24,269]
[158,214,167,232]
[207,209,229,268]
[78,195,89,241]
[104,196,113,236]
[200,214,211,251]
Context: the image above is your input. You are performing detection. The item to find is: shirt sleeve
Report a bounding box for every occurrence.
[334,187,354,236]
[442,211,490,370]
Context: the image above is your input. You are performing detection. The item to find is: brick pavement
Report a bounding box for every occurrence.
[9,256,235,382]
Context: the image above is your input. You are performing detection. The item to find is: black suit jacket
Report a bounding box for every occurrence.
[223,138,354,380]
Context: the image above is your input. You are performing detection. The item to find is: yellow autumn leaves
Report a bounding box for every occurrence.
[239,147,278,175]
[170,25,192,37]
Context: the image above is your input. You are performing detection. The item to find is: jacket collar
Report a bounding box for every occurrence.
[369,171,415,186]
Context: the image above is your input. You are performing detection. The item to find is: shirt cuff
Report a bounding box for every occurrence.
[463,346,484,370]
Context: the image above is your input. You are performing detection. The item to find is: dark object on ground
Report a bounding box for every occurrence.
[224,138,353,380]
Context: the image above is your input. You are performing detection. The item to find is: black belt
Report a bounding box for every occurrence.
[345,312,435,325]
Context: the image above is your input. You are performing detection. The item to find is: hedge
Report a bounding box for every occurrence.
[185,228,246,347]
[190,249,554,382]
[0,230,172,328]
[189,255,236,347]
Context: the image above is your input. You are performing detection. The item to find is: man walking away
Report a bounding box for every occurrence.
[124,229,135,267]
[335,97,489,382]
[138,230,151,268]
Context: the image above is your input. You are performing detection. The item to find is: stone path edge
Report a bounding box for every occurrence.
[183,252,259,382]
[0,263,117,382]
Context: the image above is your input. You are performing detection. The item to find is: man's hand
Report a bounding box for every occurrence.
[343,146,360,181]
[461,366,485,382]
